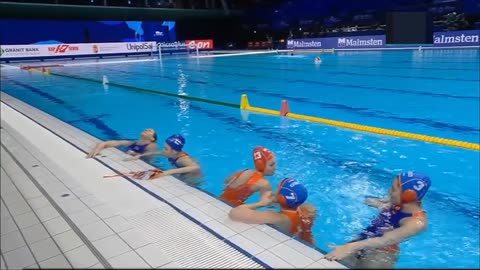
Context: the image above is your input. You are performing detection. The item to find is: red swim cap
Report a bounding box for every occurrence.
[252,147,274,173]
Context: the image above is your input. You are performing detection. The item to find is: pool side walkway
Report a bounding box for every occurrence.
[0,92,346,269]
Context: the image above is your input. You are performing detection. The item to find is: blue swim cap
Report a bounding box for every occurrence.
[277,177,308,209]
[165,134,185,152]
[399,172,431,203]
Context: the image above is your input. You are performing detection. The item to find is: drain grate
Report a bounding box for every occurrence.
[128,207,264,269]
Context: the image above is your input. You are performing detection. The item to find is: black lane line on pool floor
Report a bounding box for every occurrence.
[96,67,479,136]
[180,59,479,82]
[4,77,123,140]
[224,57,480,72]
[101,64,479,101]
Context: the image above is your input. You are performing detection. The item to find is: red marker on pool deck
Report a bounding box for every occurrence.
[103,171,138,178]
[103,169,163,180]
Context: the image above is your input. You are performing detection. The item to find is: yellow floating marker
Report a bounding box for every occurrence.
[239,94,480,151]
[240,94,280,116]
[240,94,250,110]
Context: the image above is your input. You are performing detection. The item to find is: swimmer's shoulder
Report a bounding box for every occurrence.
[225,169,256,188]
[235,169,258,182]
[239,169,256,179]
[145,142,159,152]
[401,210,428,229]
[177,152,193,161]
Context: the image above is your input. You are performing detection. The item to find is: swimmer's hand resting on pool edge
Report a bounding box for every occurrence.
[86,150,101,158]
[87,140,141,159]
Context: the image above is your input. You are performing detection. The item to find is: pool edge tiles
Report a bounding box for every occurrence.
[0,92,347,269]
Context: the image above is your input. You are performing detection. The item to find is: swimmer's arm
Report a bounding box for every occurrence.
[257,179,273,196]
[87,140,134,158]
[364,197,391,209]
[326,218,427,261]
[350,217,428,250]
[163,157,200,175]
[229,204,284,224]
[229,191,284,224]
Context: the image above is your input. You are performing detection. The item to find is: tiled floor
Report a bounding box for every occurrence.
[0,92,347,269]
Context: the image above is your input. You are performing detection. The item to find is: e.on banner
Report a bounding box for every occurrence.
[185,39,214,49]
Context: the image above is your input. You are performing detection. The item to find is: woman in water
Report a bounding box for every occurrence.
[86,128,158,158]
[229,177,317,245]
[325,172,431,269]
[127,134,202,185]
[220,147,276,206]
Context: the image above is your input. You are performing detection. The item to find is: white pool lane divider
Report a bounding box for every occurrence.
[0,58,159,70]
[191,50,294,58]
[1,51,293,70]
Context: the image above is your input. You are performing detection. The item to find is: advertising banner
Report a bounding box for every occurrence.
[287,30,479,49]
[185,39,214,49]
[45,44,85,56]
[1,41,157,59]
[287,38,324,49]
[287,35,385,49]
[122,42,156,53]
[157,39,214,51]
[0,45,47,58]
[157,41,187,50]
[336,35,385,48]
[433,30,479,46]
[1,39,213,60]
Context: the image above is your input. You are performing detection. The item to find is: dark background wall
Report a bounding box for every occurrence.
[0,19,177,45]
[175,17,247,47]
[386,12,434,44]
[1,0,478,48]
[0,1,246,48]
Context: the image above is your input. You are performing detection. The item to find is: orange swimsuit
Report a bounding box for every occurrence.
[220,170,263,207]
[281,208,315,245]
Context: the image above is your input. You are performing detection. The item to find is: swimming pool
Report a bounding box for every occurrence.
[1,49,479,268]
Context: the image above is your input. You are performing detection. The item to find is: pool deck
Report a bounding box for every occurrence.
[0,91,346,269]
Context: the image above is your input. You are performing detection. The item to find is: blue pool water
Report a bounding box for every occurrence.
[1,49,479,268]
